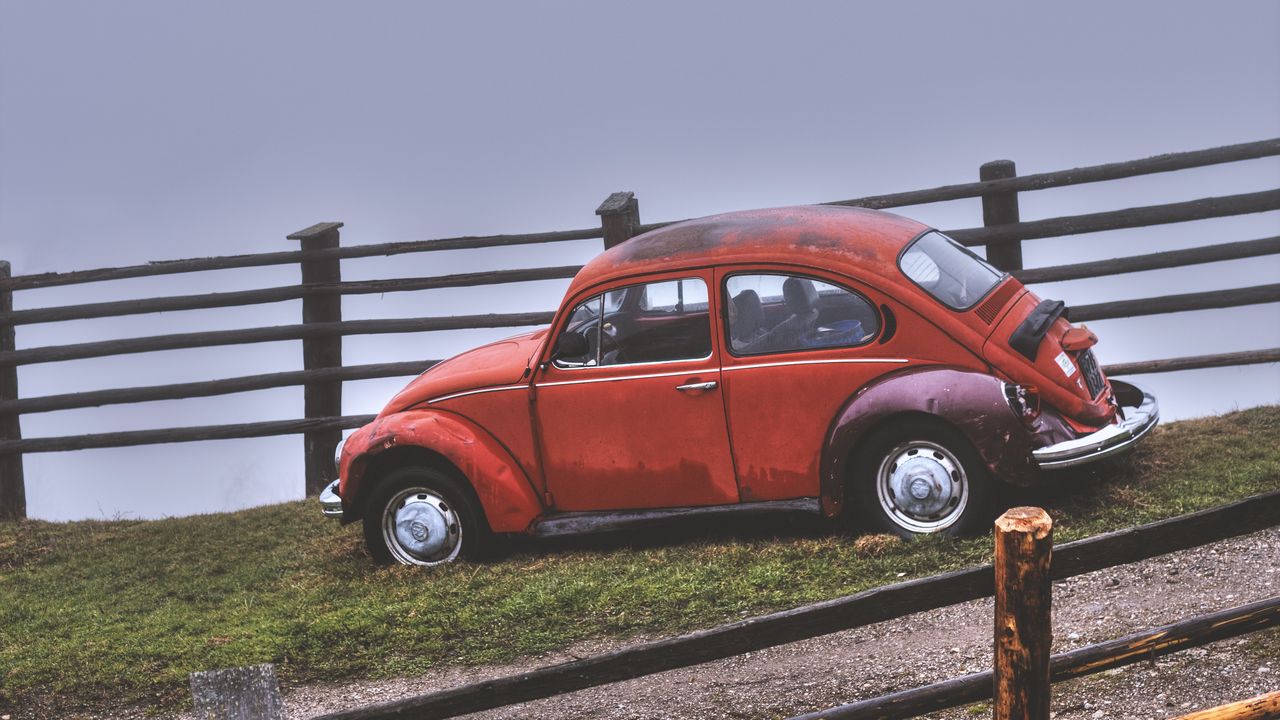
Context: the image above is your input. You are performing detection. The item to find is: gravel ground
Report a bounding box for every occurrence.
[35,528,1279,720]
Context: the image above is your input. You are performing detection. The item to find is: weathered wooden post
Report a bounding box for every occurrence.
[993,506,1052,720]
[597,192,641,249]
[287,222,343,497]
[189,664,284,720]
[0,261,24,521]
[980,160,1023,273]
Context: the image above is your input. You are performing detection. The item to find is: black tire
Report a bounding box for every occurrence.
[362,465,489,566]
[852,418,993,539]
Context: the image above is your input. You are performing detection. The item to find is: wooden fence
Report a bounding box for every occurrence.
[2,138,1280,519]
[289,490,1280,719]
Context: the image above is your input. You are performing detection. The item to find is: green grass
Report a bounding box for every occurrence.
[2,406,1278,715]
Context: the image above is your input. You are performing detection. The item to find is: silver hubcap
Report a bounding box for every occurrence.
[875,440,969,533]
[382,487,462,566]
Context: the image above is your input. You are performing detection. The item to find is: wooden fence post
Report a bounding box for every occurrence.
[287,222,343,497]
[0,261,25,520]
[980,160,1024,272]
[993,506,1053,720]
[597,192,641,249]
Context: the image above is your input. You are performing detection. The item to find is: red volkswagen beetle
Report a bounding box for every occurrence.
[321,206,1158,565]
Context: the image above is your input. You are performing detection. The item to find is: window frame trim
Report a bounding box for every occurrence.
[720,269,884,359]
[546,272,718,372]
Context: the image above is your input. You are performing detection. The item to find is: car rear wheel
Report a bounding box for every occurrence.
[854,419,992,538]
[362,466,487,566]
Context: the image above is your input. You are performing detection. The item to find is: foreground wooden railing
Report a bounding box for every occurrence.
[790,596,1280,719]
[1173,692,1280,720]
[286,491,1279,720]
[2,138,1279,518]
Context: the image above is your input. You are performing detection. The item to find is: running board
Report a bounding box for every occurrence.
[531,498,822,538]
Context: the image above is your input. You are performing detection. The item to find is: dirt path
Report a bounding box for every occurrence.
[259,528,1277,720]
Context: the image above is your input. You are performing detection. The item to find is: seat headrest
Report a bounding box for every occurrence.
[783,277,819,315]
[732,289,764,340]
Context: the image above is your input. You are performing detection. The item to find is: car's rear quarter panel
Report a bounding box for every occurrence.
[821,366,1042,516]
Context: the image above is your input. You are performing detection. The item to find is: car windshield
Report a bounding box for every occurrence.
[899,231,1005,310]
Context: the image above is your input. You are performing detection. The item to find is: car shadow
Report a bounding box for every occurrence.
[489,456,1138,562]
[997,452,1143,520]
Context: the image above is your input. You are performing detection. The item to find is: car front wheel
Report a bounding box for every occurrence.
[362,466,487,566]
[854,419,992,538]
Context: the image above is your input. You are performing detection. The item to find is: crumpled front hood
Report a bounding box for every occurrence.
[379,329,548,416]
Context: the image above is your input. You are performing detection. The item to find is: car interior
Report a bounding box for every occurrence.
[555,278,713,368]
[726,274,879,355]
[553,273,881,368]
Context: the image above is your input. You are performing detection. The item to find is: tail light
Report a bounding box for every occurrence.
[1061,324,1098,352]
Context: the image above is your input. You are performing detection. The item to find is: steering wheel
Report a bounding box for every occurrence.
[576,320,620,364]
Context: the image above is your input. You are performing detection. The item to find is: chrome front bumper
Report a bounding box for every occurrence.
[320,479,344,518]
[1033,381,1159,470]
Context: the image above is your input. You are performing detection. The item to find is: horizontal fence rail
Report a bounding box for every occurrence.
[4,281,1275,368]
[0,360,440,416]
[0,228,602,292]
[0,265,582,326]
[5,347,1273,419]
[947,189,1280,246]
[789,593,1280,720]
[1,345,1274,456]
[1173,691,1280,720]
[1101,348,1280,377]
[0,346,1270,454]
[0,415,376,455]
[0,349,1275,453]
[309,491,1280,720]
[1069,283,1280,322]
[1,138,1278,520]
[1013,235,1280,284]
[0,312,556,367]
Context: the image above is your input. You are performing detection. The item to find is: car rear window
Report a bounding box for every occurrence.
[899,231,1005,310]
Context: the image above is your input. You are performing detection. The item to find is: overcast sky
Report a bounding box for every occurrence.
[1,0,1277,521]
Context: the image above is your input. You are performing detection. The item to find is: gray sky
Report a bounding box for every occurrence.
[1,0,1277,521]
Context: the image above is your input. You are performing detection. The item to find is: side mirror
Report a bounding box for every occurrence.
[552,331,590,361]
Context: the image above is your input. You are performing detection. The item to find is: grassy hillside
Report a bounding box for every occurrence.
[2,406,1278,715]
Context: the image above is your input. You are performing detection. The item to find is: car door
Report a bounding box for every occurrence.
[533,270,739,512]
[717,267,903,502]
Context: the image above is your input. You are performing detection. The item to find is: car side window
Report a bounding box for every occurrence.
[554,278,712,368]
[724,273,880,356]
[639,278,710,314]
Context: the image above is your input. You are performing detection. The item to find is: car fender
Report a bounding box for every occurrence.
[340,408,544,533]
[820,366,1038,517]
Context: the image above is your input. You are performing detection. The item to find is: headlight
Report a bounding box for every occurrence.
[334,434,348,474]
[1002,382,1041,422]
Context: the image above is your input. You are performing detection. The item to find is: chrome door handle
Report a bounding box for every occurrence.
[676,381,718,392]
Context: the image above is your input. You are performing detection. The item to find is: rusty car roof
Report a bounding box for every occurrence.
[567,205,931,297]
